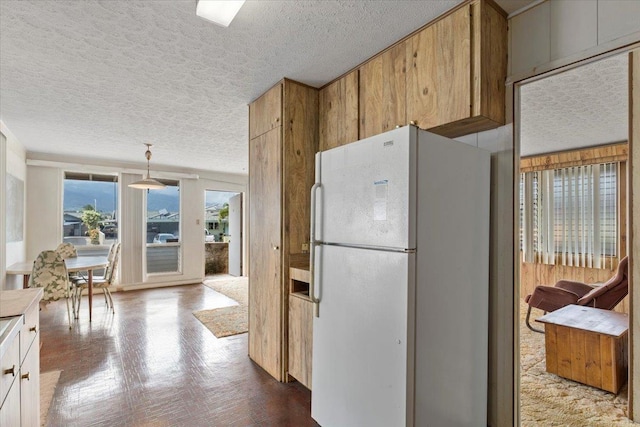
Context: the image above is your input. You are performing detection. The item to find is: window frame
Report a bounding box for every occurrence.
[143,178,183,277]
[520,161,621,269]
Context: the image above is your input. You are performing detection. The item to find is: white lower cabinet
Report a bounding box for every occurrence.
[0,289,42,427]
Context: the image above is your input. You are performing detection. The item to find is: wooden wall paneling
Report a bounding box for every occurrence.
[407,5,471,131]
[319,71,358,151]
[359,41,407,139]
[249,84,282,140]
[520,142,628,172]
[248,127,283,380]
[620,161,628,259]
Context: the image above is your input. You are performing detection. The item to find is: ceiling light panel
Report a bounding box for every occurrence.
[196,0,245,27]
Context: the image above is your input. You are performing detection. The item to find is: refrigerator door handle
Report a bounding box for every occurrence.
[310,181,321,317]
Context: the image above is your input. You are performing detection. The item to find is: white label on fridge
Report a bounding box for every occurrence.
[373,179,388,221]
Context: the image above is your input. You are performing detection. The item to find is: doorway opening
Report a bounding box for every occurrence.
[517,53,630,423]
[204,190,242,277]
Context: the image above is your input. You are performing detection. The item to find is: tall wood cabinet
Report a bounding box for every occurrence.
[248,79,318,381]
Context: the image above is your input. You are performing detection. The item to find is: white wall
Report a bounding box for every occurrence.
[510,0,640,80]
[0,131,5,289]
[1,121,28,290]
[26,166,63,261]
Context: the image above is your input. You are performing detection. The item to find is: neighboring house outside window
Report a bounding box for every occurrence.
[62,172,118,255]
[146,180,181,274]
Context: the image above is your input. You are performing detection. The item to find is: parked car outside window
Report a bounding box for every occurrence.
[102,225,117,238]
[153,233,177,244]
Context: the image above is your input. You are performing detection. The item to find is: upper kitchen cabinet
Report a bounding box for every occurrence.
[319,70,359,151]
[359,41,408,139]
[248,79,318,382]
[249,83,282,140]
[407,0,506,138]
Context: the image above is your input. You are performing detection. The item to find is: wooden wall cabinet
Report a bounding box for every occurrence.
[359,42,408,139]
[407,1,507,138]
[320,0,507,151]
[319,70,359,151]
[248,80,318,381]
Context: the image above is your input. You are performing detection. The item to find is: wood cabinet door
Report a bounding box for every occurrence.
[249,83,282,140]
[359,41,407,139]
[249,127,283,380]
[319,70,359,151]
[288,296,313,389]
[407,5,471,130]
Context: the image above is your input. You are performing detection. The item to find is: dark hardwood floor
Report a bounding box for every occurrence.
[39,282,318,426]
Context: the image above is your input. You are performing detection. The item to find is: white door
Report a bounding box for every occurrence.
[311,244,414,427]
[228,193,242,276]
[316,126,417,250]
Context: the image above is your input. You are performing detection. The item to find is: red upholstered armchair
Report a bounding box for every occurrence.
[524,256,629,333]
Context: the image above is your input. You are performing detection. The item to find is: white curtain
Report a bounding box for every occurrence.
[521,163,617,269]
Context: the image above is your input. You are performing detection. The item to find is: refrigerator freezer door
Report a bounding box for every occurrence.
[316,126,416,250]
[311,244,415,427]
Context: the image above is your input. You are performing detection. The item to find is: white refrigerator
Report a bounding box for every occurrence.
[310,126,490,427]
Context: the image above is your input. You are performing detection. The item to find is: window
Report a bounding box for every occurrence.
[146,180,181,274]
[62,172,118,254]
[521,162,618,269]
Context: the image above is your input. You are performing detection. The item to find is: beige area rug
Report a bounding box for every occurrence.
[520,301,632,426]
[194,276,248,338]
[40,370,61,426]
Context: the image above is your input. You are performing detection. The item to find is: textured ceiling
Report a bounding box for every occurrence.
[520,53,628,157]
[0,0,554,175]
[1,0,471,175]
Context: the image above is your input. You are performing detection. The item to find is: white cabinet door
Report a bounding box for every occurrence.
[20,342,40,427]
[0,376,21,427]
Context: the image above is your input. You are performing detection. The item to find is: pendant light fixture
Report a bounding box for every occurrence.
[128,143,166,190]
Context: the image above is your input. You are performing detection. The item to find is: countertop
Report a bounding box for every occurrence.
[0,288,43,318]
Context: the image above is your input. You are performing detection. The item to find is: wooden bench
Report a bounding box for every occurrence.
[536,304,628,393]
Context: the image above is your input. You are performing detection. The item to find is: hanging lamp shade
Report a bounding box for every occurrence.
[128,144,166,190]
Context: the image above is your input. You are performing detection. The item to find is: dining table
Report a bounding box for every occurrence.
[6,256,109,322]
